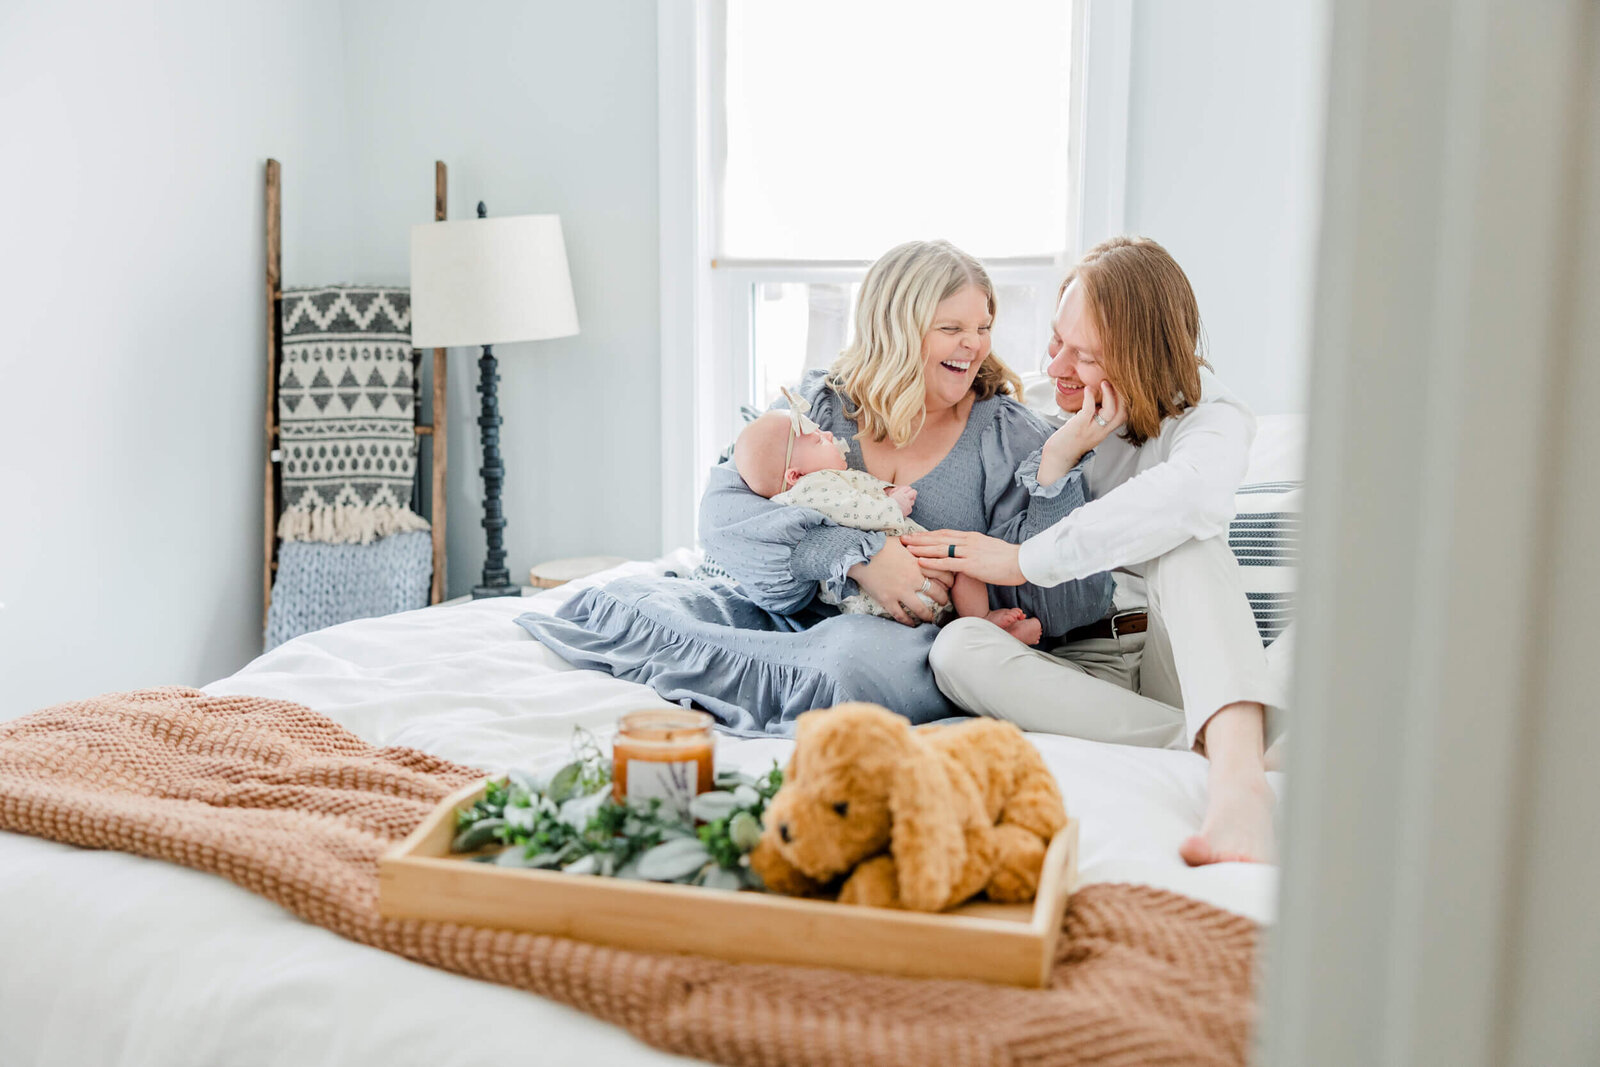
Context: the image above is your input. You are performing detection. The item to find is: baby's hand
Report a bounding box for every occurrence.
[886,484,917,516]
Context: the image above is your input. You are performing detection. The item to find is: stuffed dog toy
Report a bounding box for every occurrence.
[749,703,1067,912]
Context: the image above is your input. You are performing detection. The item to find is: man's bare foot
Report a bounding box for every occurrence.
[1182,702,1276,866]
[985,609,1042,646]
[1179,771,1276,866]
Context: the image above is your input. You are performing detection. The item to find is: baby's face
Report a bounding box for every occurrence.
[788,427,850,481]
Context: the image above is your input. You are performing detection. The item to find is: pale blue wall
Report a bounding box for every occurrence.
[0,1,662,716]
[337,0,662,598]
[0,0,356,717]
[1123,0,1325,415]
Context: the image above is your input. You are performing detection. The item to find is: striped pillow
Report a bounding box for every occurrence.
[1230,481,1302,645]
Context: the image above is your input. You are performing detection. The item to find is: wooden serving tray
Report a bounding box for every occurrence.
[379,779,1079,987]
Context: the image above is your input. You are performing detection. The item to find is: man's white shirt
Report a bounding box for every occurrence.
[1018,367,1256,588]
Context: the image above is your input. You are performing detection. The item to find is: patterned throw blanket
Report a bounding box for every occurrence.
[0,689,1260,1067]
[277,287,429,544]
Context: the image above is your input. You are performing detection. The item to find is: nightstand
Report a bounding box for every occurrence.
[528,555,627,589]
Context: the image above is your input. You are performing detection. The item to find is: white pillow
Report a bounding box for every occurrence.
[1245,413,1307,483]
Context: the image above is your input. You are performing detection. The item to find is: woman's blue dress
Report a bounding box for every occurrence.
[516,373,1112,735]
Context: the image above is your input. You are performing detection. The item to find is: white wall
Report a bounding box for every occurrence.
[0,0,354,717]
[337,0,662,598]
[1120,0,1324,414]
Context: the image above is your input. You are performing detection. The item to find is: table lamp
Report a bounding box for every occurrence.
[410,204,579,598]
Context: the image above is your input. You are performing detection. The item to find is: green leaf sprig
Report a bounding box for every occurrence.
[450,728,782,891]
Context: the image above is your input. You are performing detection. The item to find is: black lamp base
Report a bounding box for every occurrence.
[469,201,524,604]
[474,328,515,600]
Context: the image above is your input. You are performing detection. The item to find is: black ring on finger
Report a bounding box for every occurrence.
[947,544,956,558]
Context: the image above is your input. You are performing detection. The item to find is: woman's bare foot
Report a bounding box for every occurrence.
[1180,701,1276,866]
[985,608,1042,646]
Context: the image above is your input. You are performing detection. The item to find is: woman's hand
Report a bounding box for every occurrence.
[847,537,951,626]
[917,565,954,598]
[902,530,1027,587]
[1038,381,1126,485]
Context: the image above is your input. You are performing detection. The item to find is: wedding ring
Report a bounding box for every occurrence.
[947,544,956,558]
[1094,415,1109,427]
[919,578,933,594]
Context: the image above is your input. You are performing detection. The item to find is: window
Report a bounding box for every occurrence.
[721,1,1077,261]
[659,0,1086,550]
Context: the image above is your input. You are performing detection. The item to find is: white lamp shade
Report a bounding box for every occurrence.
[409,214,580,349]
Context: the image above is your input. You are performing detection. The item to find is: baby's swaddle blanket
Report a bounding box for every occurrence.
[277,287,429,544]
[773,468,949,619]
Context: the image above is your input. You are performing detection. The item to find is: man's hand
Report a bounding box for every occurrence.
[847,537,950,625]
[902,530,1027,587]
[1038,381,1126,485]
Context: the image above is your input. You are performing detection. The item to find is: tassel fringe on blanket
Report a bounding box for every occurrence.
[0,689,1262,1067]
[276,502,429,545]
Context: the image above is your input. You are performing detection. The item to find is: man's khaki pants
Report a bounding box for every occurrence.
[928,535,1288,751]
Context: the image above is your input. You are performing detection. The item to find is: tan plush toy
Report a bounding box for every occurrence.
[749,702,1067,912]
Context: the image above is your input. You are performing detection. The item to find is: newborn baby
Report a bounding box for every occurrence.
[731,390,1040,643]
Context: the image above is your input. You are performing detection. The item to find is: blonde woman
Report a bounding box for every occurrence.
[906,236,1282,866]
[519,240,1111,735]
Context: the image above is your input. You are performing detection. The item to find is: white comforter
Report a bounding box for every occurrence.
[0,553,1281,1067]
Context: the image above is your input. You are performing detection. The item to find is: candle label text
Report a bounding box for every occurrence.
[624,759,698,822]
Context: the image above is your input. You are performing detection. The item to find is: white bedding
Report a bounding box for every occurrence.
[0,553,1282,1067]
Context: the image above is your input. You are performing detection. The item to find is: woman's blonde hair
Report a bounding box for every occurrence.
[1060,235,1207,447]
[829,240,1023,446]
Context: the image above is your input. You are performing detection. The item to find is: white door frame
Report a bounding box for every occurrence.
[656,0,717,555]
[1073,0,1132,249]
[1262,1,1597,1064]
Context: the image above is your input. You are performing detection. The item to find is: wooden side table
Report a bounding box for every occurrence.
[528,555,628,589]
[441,586,536,607]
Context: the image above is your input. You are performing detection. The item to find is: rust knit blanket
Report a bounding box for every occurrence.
[0,688,1260,1067]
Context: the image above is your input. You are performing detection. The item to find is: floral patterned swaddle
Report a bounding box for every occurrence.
[772,469,951,620]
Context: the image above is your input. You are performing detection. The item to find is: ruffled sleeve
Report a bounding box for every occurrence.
[696,370,882,614]
[979,400,1095,543]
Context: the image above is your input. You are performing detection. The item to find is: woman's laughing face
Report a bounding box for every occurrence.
[920,284,993,410]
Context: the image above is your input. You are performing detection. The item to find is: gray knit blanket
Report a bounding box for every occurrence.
[277,286,429,544]
[266,531,433,650]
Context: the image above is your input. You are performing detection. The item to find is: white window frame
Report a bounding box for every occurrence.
[657,0,1127,553]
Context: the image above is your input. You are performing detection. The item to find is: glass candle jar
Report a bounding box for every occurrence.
[611,709,715,821]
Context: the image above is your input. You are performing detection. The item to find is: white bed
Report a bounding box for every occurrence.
[0,417,1302,1066]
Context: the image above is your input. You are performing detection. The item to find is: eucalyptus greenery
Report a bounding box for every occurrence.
[452,729,782,891]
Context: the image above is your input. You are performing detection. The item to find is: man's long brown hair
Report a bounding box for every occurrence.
[1061,236,1207,446]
